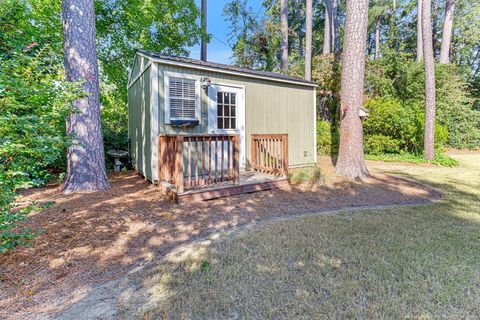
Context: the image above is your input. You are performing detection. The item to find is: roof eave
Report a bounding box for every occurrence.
[136,51,318,88]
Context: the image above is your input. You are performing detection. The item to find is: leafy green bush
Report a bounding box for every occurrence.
[0,45,78,252]
[435,64,480,149]
[364,134,401,155]
[317,120,339,155]
[1,1,80,251]
[363,97,448,155]
[366,55,480,150]
[1,191,33,253]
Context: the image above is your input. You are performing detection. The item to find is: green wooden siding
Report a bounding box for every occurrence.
[128,61,152,179]
[157,63,316,167]
[130,55,150,83]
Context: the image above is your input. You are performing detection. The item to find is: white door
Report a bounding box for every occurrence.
[208,84,246,168]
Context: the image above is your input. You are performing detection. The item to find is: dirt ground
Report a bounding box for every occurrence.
[0,157,441,319]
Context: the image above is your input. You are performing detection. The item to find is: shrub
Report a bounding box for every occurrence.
[0,191,34,253]
[0,2,79,251]
[317,120,339,155]
[290,165,325,185]
[364,97,448,154]
[366,56,480,149]
[364,134,401,155]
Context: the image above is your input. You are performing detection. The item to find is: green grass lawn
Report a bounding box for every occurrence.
[135,153,480,319]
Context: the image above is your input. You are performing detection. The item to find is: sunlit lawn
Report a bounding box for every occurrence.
[133,153,480,319]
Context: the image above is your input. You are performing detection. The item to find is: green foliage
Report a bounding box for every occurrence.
[4,0,204,162]
[364,134,401,155]
[0,1,79,252]
[364,97,448,155]
[223,0,279,70]
[0,0,204,251]
[365,55,480,150]
[435,64,480,149]
[316,120,339,156]
[1,199,34,253]
[366,152,459,167]
[290,165,325,185]
[95,0,203,154]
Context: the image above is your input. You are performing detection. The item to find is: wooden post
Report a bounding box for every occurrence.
[158,136,163,182]
[201,139,206,186]
[175,136,184,193]
[208,136,212,184]
[187,137,191,189]
[282,134,288,177]
[233,134,240,184]
[221,136,224,181]
[214,136,218,183]
[251,136,257,171]
[194,137,199,187]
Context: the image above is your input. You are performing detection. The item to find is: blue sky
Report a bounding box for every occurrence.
[188,0,264,64]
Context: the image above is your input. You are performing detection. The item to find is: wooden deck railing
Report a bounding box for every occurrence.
[158,134,240,193]
[251,134,288,177]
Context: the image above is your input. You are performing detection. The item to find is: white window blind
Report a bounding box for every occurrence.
[169,77,197,119]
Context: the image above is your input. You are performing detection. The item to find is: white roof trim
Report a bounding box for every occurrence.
[136,52,317,88]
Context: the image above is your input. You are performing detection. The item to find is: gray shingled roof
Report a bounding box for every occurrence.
[138,50,317,87]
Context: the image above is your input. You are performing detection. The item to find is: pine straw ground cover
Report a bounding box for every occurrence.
[0,157,442,318]
[126,152,480,319]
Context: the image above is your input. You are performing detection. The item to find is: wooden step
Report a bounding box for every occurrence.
[159,176,290,204]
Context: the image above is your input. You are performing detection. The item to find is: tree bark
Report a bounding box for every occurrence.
[62,0,110,193]
[417,0,423,62]
[296,0,304,57]
[335,0,369,179]
[422,0,436,161]
[200,0,207,61]
[374,16,381,59]
[332,0,340,52]
[323,0,332,54]
[305,0,313,80]
[439,0,455,64]
[280,0,289,72]
[432,0,438,56]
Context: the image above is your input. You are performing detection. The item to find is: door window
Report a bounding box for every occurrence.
[216,92,236,130]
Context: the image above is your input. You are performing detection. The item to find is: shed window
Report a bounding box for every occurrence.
[168,77,197,119]
[217,92,236,130]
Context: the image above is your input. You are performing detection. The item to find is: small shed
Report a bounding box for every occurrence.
[127,51,317,202]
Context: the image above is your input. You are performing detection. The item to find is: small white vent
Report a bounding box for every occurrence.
[169,77,196,119]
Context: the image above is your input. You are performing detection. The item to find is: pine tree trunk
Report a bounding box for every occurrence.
[335,0,369,179]
[200,0,207,61]
[432,0,438,56]
[305,0,313,80]
[374,16,381,59]
[296,0,304,57]
[332,0,340,52]
[62,0,110,193]
[439,0,455,64]
[417,0,424,62]
[323,0,332,54]
[280,0,289,72]
[422,0,436,161]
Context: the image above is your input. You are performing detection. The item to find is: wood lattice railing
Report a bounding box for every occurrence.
[251,134,288,177]
[158,134,240,193]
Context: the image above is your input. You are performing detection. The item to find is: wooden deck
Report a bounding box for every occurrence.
[160,171,289,204]
[158,133,289,204]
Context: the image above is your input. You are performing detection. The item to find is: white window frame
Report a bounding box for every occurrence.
[164,71,201,124]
